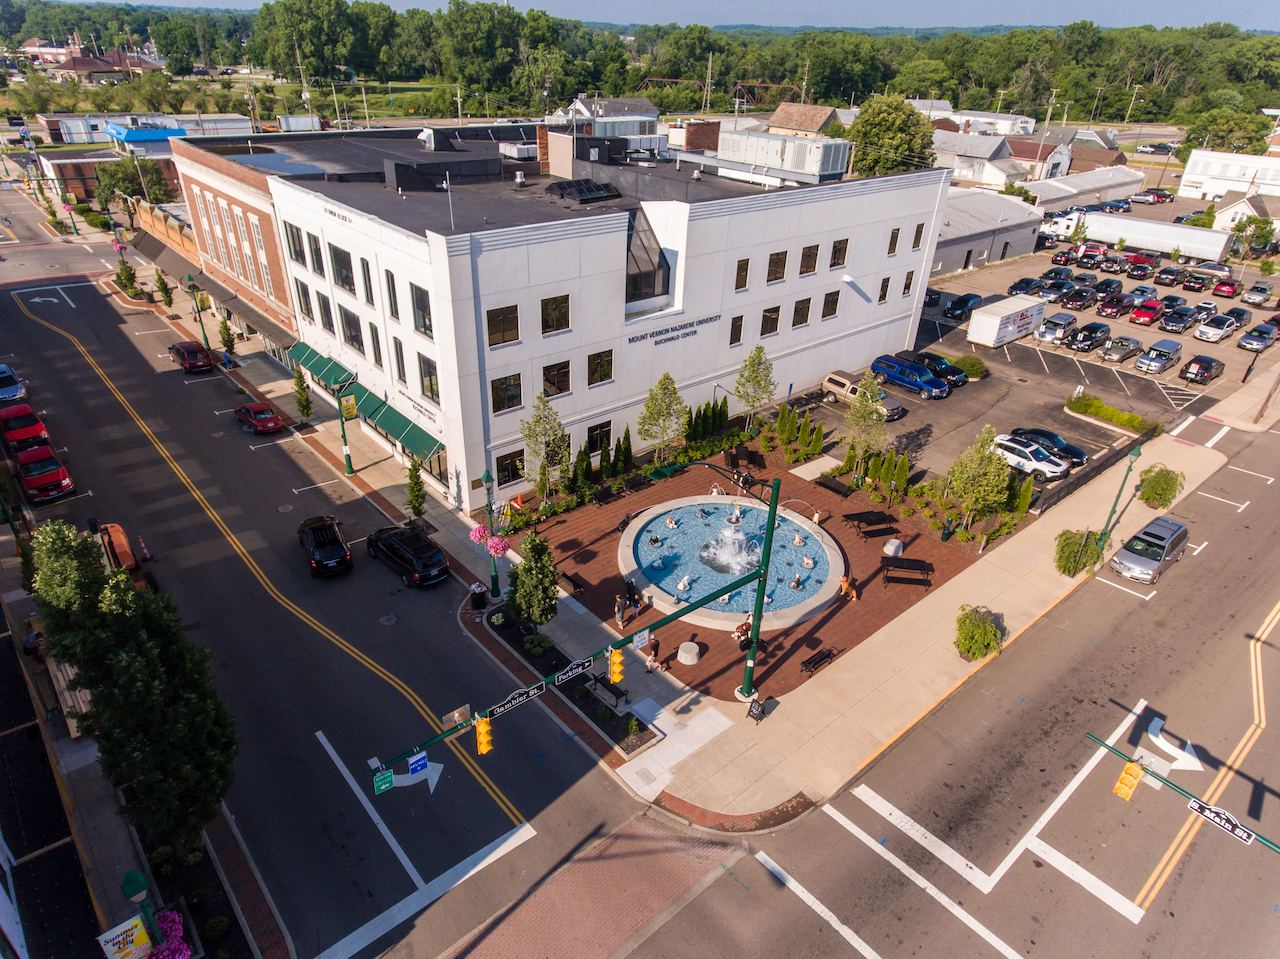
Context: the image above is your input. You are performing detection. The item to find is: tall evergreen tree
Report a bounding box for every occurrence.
[513,532,559,633]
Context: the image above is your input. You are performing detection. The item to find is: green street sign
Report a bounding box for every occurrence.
[373,768,394,795]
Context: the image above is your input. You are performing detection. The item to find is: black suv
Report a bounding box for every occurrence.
[367,523,449,586]
[298,516,353,577]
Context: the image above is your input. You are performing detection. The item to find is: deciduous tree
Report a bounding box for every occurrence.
[518,391,570,497]
[946,425,1011,528]
[840,94,936,177]
[637,372,688,465]
[733,345,776,427]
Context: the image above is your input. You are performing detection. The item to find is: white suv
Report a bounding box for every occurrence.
[993,434,1071,482]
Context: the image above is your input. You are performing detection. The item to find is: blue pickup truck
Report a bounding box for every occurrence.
[870,355,951,399]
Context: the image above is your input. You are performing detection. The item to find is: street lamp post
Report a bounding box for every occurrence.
[1099,446,1142,555]
[120,869,160,946]
[336,375,356,475]
[480,468,500,598]
[183,274,212,349]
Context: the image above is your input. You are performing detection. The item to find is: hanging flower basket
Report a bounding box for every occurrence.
[469,525,489,546]
[486,536,509,557]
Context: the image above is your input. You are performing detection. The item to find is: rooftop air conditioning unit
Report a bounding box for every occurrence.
[514,171,526,187]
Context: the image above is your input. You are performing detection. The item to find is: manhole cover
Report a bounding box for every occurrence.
[277,504,293,513]
[379,614,398,626]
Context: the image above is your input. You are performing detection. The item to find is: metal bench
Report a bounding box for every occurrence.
[558,570,588,594]
[880,556,932,591]
[816,474,850,498]
[589,673,630,707]
[801,647,837,677]
[593,485,619,508]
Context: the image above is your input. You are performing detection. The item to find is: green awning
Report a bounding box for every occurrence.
[286,343,356,389]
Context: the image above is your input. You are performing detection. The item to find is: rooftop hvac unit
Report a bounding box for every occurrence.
[514,171,526,187]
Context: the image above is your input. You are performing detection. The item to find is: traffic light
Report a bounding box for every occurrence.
[1113,762,1143,801]
[475,717,493,755]
[609,648,624,684]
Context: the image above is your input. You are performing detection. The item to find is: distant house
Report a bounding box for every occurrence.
[1024,167,1146,211]
[50,49,162,83]
[905,99,954,118]
[930,131,1026,190]
[1007,139,1071,180]
[1029,126,1120,151]
[1213,191,1280,234]
[1070,146,1128,174]
[951,110,1036,136]
[552,96,659,121]
[18,37,75,63]
[1177,148,1280,201]
[766,102,841,138]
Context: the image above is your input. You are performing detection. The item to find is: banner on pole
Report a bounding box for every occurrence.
[97,915,153,959]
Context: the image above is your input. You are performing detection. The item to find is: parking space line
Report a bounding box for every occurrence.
[754,852,884,959]
[1037,349,1050,373]
[1191,541,1208,555]
[294,479,340,494]
[1024,837,1144,924]
[1095,577,1157,601]
[1195,491,1249,512]
[250,435,298,450]
[1169,415,1196,437]
[1203,425,1231,448]
[1111,367,1131,395]
[1226,465,1274,484]
[1073,357,1089,383]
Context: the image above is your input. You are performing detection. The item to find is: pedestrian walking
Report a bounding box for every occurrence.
[626,580,641,620]
[614,593,626,628]
[839,574,859,601]
[646,636,662,672]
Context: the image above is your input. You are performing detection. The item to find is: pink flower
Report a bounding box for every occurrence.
[469,525,489,546]
[486,536,509,557]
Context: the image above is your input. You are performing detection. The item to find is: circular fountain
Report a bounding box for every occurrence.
[617,494,843,631]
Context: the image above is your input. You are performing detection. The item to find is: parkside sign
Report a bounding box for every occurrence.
[629,314,721,346]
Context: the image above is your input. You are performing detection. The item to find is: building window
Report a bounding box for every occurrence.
[487,305,519,346]
[194,192,220,268]
[360,258,374,304]
[307,232,324,276]
[761,306,780,336]
[822,291,839,318]
[294,278,313,319]
[913,222,925,250]
[830,238,848,268]
[735,258,749,290]
[368,323,382,367]
[419,354,440,403]
[587,349,613,385]
[541,294,570,334]
[792,298,811,327]
[491,373,520,412]
[799,245,818,275]
[233,210,258,289]
[887,228,900,256]
[316,292,335,334]
[496,450,524,486]
[410,283,432,337]
[250,216,274,298]
[587,421,611,455]
[329,244,355,293]
[903,271,914,296]
[338,305,364,353]
[285,221,306,265]
[543,360,570,396]
[219,200,244,279]
[878,277,890,303]
[393,337,405,383]
[385,270,399,319]
[963,249,973,270]
[767,251,787,282]
[729,315,743,345]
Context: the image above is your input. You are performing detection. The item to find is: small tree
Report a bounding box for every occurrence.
[796,410,812,450]
[1069,219,1089,244]
[1055,529,1107,576]
[519,392,571,497]
[954,604,1003,659]
[734,345,777,427]
[684,406,696,443]
[844,370,889,474]
[880,448,897,487]
[808,420,825,457]
[1114,237,1126,252]
[1182,204,1215,229]
[893,451,910,497]
[154,272,173,307]
[718,395,729,430]
[1015,475,1034,514]
[867,452,882,484]
[1260,260,1276,277]
[404,457,426,517]
[946,425,1012,528]
[512,532,558,635]
[637,372,688,465]
[293,366,313,424]
[599,445,612,481]
[621,426,633,472]
[611,436,624,475]
[218,317,236,355]
[999,183,1035,203]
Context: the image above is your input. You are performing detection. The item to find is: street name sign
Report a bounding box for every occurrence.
[554,657,594,685]
[491,681,546,718]
[1188,798,1255,845]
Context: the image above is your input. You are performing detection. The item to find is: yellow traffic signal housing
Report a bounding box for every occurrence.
[1113,762,1143,801]
[475,717,493,755]
[609,648,624,685]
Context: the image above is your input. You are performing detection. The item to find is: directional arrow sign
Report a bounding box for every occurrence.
[1147,717,1203,771]
[29,297,57,303]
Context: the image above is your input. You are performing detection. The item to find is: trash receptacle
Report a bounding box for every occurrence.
[470,584,487,610]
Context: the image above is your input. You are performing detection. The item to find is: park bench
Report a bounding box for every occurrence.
[593,485,619,508]
[843,510,898,541]
[624,473,650,492]
[557,569,588,594]
[880,556,932,591]
[816,475,850,498]
[589,673,630,708]
[800,647,837,677]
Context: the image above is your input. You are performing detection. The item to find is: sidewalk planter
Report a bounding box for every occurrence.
[954,604,1004,661]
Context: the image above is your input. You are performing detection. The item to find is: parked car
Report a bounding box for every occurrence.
[870,355,950,398]
[235,402,284,434]
[1073,272,1100,289]
[1149,188,1175,200]
[1192,300,1218,321]
[1039,280,1076,302]
[1100,256,1128,274]
[1109,517,1188,584]
[1194,262,1234,279]
[0,364,27,404]
[1051,248,1078,265]
[169,341,214,373]
[821,371,907,420]
[1097,293,1137,318]
[923,288,941,308]
[1096,278,1124,297]
[1131,299,1167,325]
[1077,253,1104,270]
[1182,274,1209,292]
[1035,233,1058,251]
[1101,200,1130,213]
[1159,294,1187,312]
[15,445,73,503]
[1194,315,1242,343]
[1159,306,1199,333]
[1068,321,1111,352]
[1041,266,1075,282]
[1131,284,1159,301]
[1100,335,1144,363]
[943,293,983,321]
[0,403,49,452]
[1238,324,1278,352]
[366,523,450,587]
[992,434,1071,482]
[1155,266,1188,287]
[1034,312,1077,345]
[1127,262,1155,280]
[1127,249,1163,266]
[1010,428,1088,466]
[1007,277,1045,296]
[1224,306,1254,328]
[1134,339,1183,373]
[1179,355,1225,384]
[1062,287,1100,311]
[297,515,353,577]
[911,351,969,386]
[1213,277,1241,298]
[1242,282,1272,306]
[1130,191,1159,203]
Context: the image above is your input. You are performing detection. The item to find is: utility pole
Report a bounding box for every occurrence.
[361,84,371,127]
[701,53,713,114]
[801,56,810,104]
[294,38,313,123]
[1090,86,1105,128]
[330,81,341,129]
[455,83,463,124]
[995,89,1007,115]
[1124,84,1142,125]
[1035,89,1059,178]
[1061,101,1072,127]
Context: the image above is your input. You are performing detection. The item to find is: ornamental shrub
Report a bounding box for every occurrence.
[954,604,1003,659]
[1137,464,1185,508]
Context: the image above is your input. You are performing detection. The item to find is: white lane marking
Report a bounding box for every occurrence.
[1147,717,1203,771]
[1191,541,1208,555]
[1073,356,1090,384]
[822,808,1022,959]
[852,787,990,888]
[99,258,112,268]
[214,408,237,415]
[1112,367,1131,396]
[294,479,340,494]
[313,821,537,959]
[7,282,96,294]
[182,377,222,385]
[1024,837,1144,924]
[81,244,93,252]
[1226,465,1274,484]
[1203,425,1231,448]
[1169,415,1196,437]
[33,489,93,506]
[58,287,75,308]
[754,851,883,959]
[132,328,169,336]
[250,435,298,450]
[1038,348,1050,373]
[1195,491,1249,512]
[1095,577,1157,601]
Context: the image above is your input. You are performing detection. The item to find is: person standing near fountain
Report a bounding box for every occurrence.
[626,580,641,620]
[646,636,662,672]
[614,594,627,628]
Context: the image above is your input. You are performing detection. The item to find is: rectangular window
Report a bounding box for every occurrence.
[410,283,432,337]
[338,305,364,353]
[542,360,570,396]
[233,210,257,289]
[903,271,915,296]
[284,221,306,264]
[368,323,382,367]
[220,200,243,279]
[761,306,780,336]
[822,290,840,318]
[878,277,890,303]
[496,450,524,486]
[541,294,570,334]
[329,244,355,293]
[799,245,818,275]
[490,372,520,412]
[912,222,925,250]
[830,238,848,268]
[249,216,274,297]
[587,349,613,385]
[294,278,313,319]
[735,258,749,290]
[307,232,324,276]
[587,421,611,455]
[729,315,743,345]
[487,305,519,347]
[360,258,374,305]
[767,251,787,282]
[385,270,399,319]
[792,298,811,327]
[316,292,334,334]
[393,337,405,383]
[194,191,219,267]
[419,354,440,403]
[887,228,900,256]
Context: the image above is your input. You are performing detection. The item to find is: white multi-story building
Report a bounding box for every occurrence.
[263,130,950,513]
[1178,149,1280,201]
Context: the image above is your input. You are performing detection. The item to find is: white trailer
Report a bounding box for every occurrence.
[966,294,1045,348]
[1046,212,1231,264]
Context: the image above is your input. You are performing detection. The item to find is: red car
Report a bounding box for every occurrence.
[1130,299,1166,325]
[235,403,284,434]
[16,445,73,502]
[1213,278,1241,298]
[169,341,213,373]
[0,403,50,452]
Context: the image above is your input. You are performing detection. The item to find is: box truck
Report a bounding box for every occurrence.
[966,295,1046,348]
